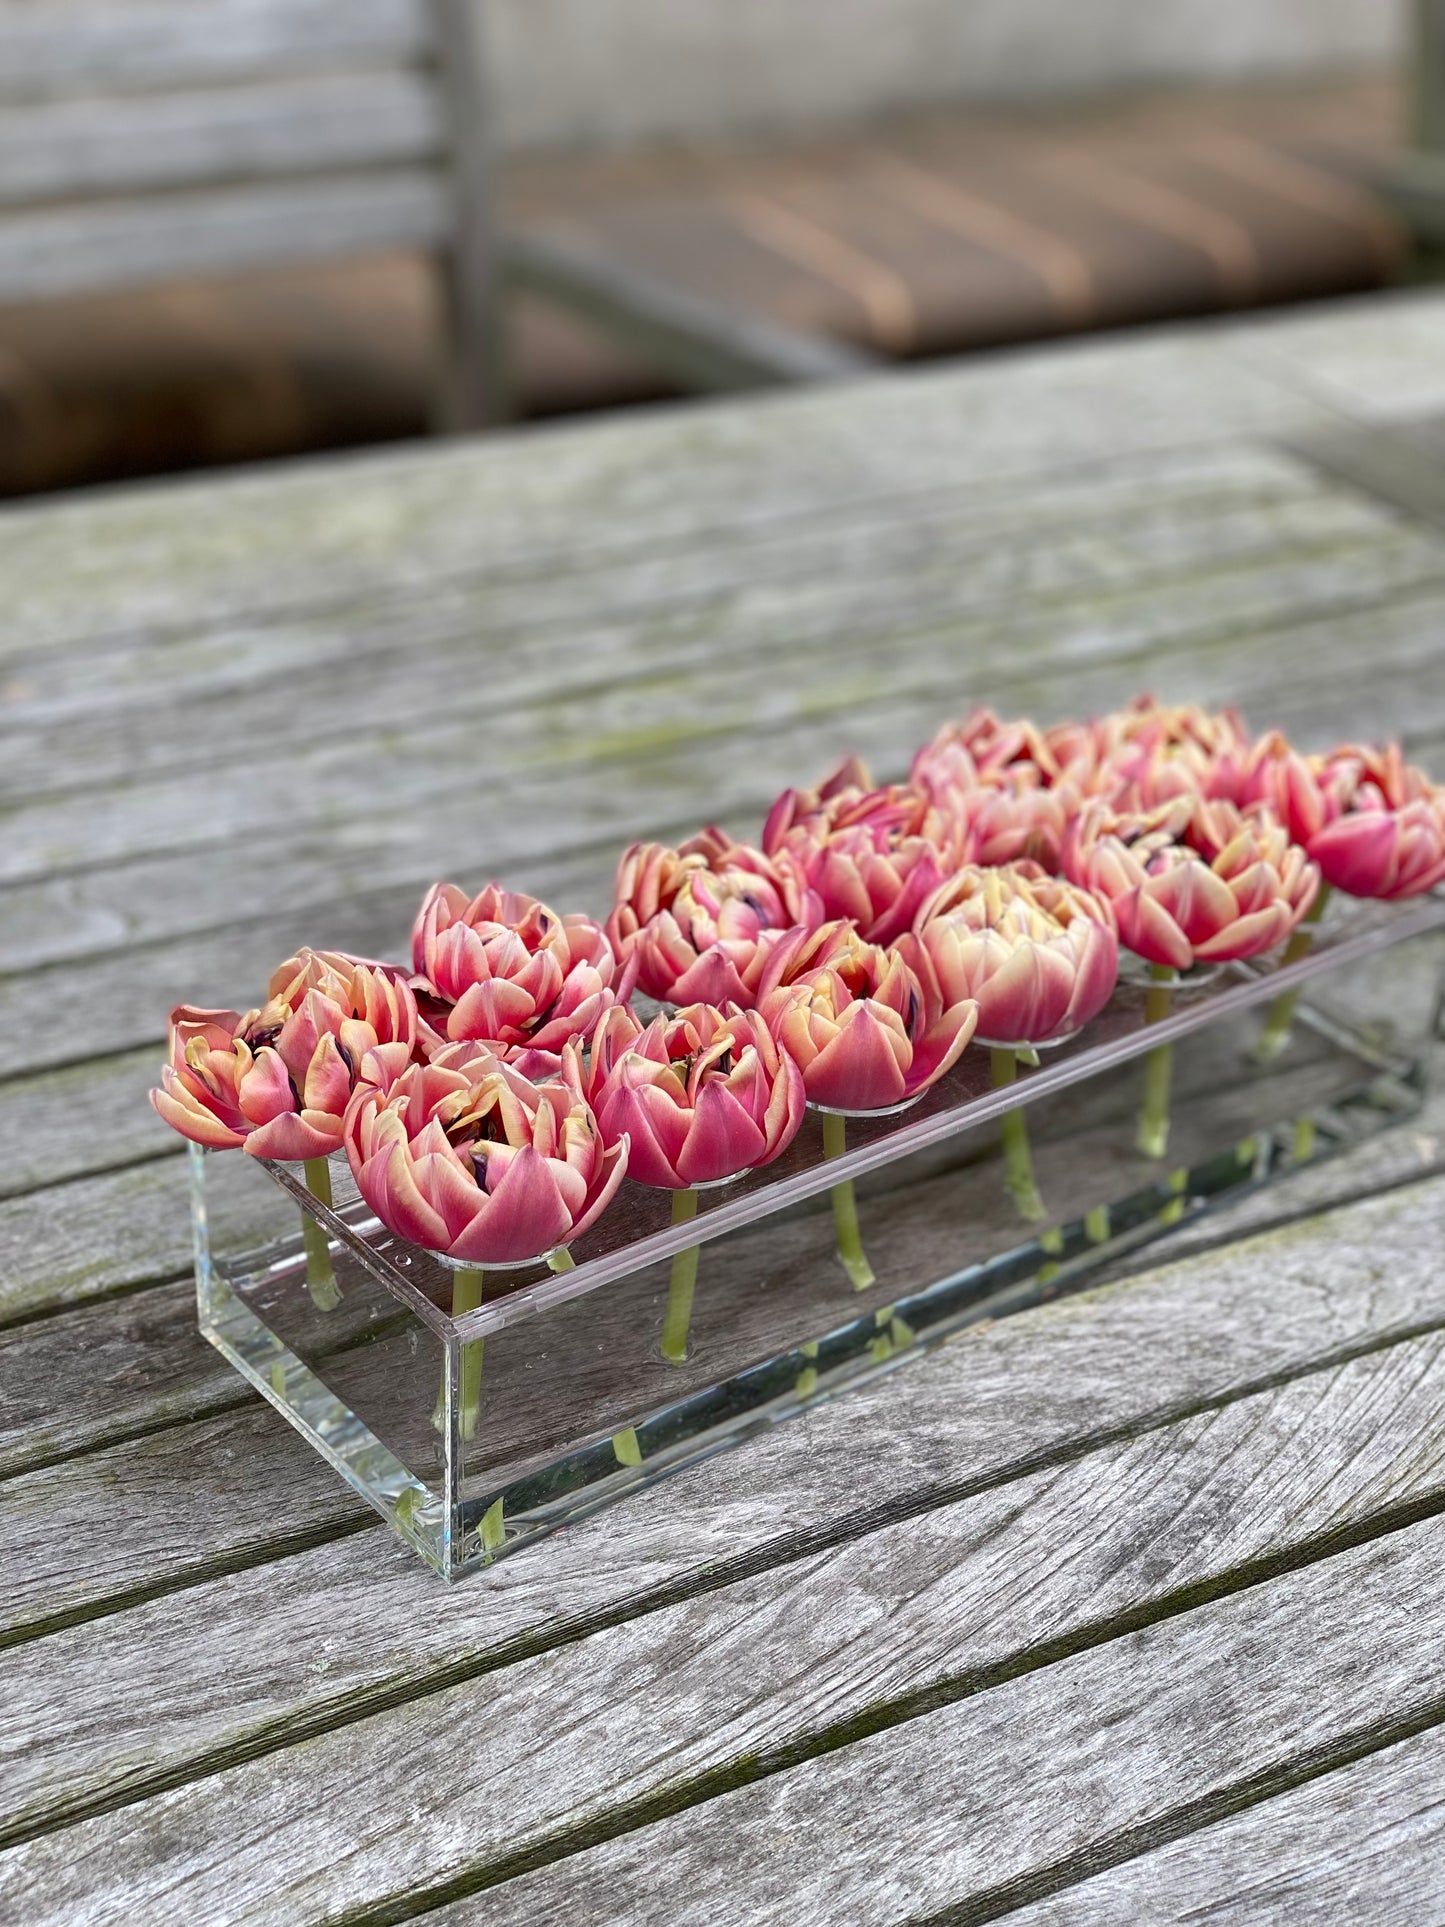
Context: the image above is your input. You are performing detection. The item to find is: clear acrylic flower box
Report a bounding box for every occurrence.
[193,892,1445,1579]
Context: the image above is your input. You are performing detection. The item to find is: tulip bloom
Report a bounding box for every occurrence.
[912,709,1078,793]
[344,1052,626,1267]
[1242,736,1445,901]
[412,883,625,1054]
[150,949,418,1309]
[914,864,1118,1048]
[1240,737,1445,1061]
[577,1001,806,1360]
[607,841,798,1008]
[761,928,977,1114]
[1064,800,1317,973]
[773,828,947,947]
[764,758,962,859]
[914,865,1118,1220]
[1065,799,1317,1157]
[580,1002,805,1190]
[150,950,418,1160]
[960,772,1075,875]
[1092,697,1252,812]
[911,715,1094,872]
[757,928,976,1290]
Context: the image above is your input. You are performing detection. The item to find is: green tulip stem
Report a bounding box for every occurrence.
[1137,967,1175,1160]
[444,1266,486,1445]
[1253,884,1332,1065]
[991,1047,1046,1222]
[822,1112,876,1292]
[661,1188,700,1364]
[301,1157,341,1311]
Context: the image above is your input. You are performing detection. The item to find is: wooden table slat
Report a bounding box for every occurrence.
[454,1512,1445,1927]
[9,1300,1445,1916]
[2,1173,1444,1851]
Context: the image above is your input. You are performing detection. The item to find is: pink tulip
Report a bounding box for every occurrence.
[150,950,418,1159]
[412,883,625,1054]
[343,1050,626,1265]
[607,839,803,1007]
[912,714,1102,871]
[1064,799,1318,971]
[759,755,875,853]
[772,827,946,946]
[914,864,1119,1046]
[962,771,1075,872]
[911,709,1079,794]
[760,928,978,1113]
[574,1001,805,1189]
[1089,697,1252,811]
[1242,736,1445,899]
[763,756,962,858]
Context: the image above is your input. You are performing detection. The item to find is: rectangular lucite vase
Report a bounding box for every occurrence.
[193,893,1445,1579]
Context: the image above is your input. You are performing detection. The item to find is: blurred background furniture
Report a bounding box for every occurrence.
[0,0,861,478]
[1382,0,1445,242]
[0,0,510,432]
[0,1,1414,495]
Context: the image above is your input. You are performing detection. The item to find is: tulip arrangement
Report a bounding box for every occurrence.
[151,697,1445,1418]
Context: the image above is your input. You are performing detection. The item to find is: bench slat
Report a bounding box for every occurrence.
[0,0,431,104]
[0,172,450,303]
[0,73,445,207]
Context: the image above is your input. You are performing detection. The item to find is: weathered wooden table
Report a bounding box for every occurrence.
[4,290,1445,1925]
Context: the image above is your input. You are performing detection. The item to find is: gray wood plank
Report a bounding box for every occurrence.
[0,171,448,303]
[1,534,1438,897]
[0,1159,252,1326]
[0,1406,368,1649]
[0,332,1332,657]
[1004,1723,1445,1925]
[0,441,1304,710]
[0,458,1406,810]
[0,1279,238,1480]
[4,1175,1445,1849]
[0,292,1437,664]
[439,1514,1445,1927]
[0,0,430,103]
[0,1050,170,1202]
[1222,289,1445,426]
[0,73,443,207]
[9,1320,1445,1913]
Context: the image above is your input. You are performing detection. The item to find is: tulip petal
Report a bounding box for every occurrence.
[677,1080,769,1187]
[452,1144,572,1264]
[803,1003,910,1112]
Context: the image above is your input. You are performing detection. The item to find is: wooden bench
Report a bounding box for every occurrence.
[0,31,1409,495]
[0,0,862,450]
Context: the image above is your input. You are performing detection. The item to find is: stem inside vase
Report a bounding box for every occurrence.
[1137,966,1175,1160]
[822,1111,876,1291]
[660,1188,700,1364]
[990,1046,1046,1222]
[301,1156,341,1311]
[1253,883,1331,1065]
[434,1265,486,1444]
